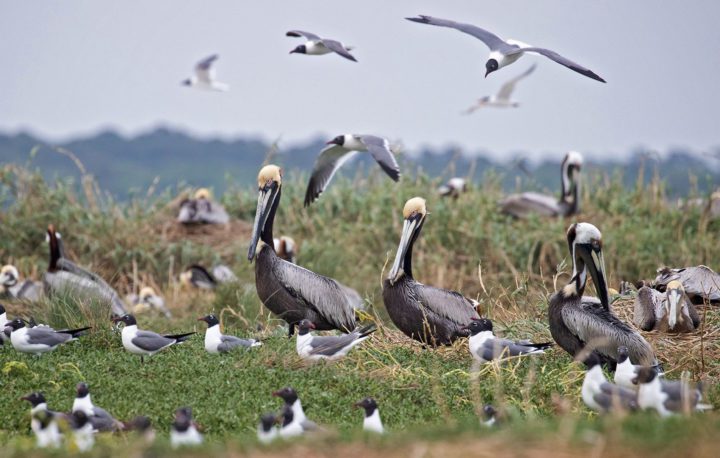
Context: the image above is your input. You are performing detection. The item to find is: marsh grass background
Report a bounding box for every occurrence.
[0,156,719,456]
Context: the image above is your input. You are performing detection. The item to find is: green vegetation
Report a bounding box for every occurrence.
[0,161,719,457]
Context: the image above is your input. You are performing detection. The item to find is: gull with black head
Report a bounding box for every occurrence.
[634,367,711,416]
[112,314,194,363]
[181,55,228,91]
[406,15,605,82]
[463,317,552,363]
[273,387,319,433]
[383,197,480,346]
[5,318,90,355]
[287,30,357,62]
[72,382,124,432]
[170,407,203,448]
[354,397,384,434]
[581,358,639,413]
[198,314,261,354]
[296,319,375,362]
[305,135,400,206]
[21,392,64,448]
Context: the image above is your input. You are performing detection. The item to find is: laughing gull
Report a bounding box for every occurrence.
[0,264,43,301]
[257,413,279,444]
[5,318,90,355]
[278,405,304,438]
[72,382,124,432]
[0,303,9,344]
[304,134,401,206]
[354,398,384,434]
[296,319,375,362]
[438,177,467,198]
[112,314,195,363]
[197,314,261,354]
[21,392,63,448]
[634,367,711,416]
[463,64,536,113]
[181,54,229,91]
[273,387,319,432]
[406,15,605,83]
[614,346,663,390]
[287,30,357,62]
[129,416,156,445]
[482,404,498,426]
[69,411,94,452]
[170,407,203,448]
[125,286,171,318]
[581,362,638,413]
[463,318,552,363]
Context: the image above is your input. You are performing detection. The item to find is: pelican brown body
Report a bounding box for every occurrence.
[382,197,480,346]
[248,165,358,336]
[548,223,657,368]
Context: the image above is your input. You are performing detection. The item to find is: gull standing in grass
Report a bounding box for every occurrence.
[406,15,605,82]
[112,314,194,363]
[287,30,357,62]
[295,319,375,362]
[273,387,320,432]
[72,382,124,432]
[21,393,63,448]
[304,135,401,206]
[354,398,384,434]
[614,346,652,390]
[5,318,90,355]
[581,360,638,413]
[257,413,279,444]
[170,407,203,448]
[181,55,229,91]
[463,317,553,363]
[463,64,536,113]
[197,314,261,354]
[278,405,304,438]
[69,411,94,452]
[0,264,43,301]
[634,367,712,416]
[482,405,499,426]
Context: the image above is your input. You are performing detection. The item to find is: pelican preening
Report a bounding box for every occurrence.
[248,165,361,336]
[653,265,720,303]
[177,188,230,225]
[548,223,657,368]
[383,197,480,346]
[633,282,700,333]
[43,226,127,316]
[304,134,401,207]
[0,264,43,301]
[499,151,583,218]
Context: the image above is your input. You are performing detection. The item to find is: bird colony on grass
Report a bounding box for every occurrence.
[2,10,719,453]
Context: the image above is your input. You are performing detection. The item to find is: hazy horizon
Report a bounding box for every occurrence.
[2,1,720,160]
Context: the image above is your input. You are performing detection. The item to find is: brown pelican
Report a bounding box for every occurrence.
[273,236,298,264]
[0,265,43,301]
[248,165,359,335]
[177,188,230,225]
[633,282,700,333]
[437,177,467,198]
[382,197,480,346]
[304,134,400,206]
[43,225,127,316]
[654,265,720,303]
[125,286,171,318]
[462,64,536,113]
[548,222,657,367]
[499,151,583,218]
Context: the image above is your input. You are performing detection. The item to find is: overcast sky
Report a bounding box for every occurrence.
[2,1,719,159]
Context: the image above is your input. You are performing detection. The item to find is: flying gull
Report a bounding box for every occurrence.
[287,30,357,62]
[464,64,536,113]
[181,54,229,91]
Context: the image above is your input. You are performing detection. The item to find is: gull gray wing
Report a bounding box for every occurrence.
[593,390,638,411]
[274,262,357,332]
[132,330,175,351]
[405,15,508,51]
[195,54,218,83]
[218,335,256,352]
[499,192,561,218]
[416,284,480,326]
[26,327,73,346]
[496,63,536,100]
[633,286,664,331]
[360,135,401,181]
[89,407,121,432]
[286,30,321,41]
[561,302,656,365]
[304,145,358,206]
[655,266,720,302]
[321,39,357,62]
[479,338,541,360]
[507,47,605,83]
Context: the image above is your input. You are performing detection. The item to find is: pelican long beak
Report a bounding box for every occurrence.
[247,184,279,261]
[388,216,422,285]
[667,288,681,329]
[579,244,609,310]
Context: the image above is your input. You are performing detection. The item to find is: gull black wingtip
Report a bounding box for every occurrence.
[405,15,430,24]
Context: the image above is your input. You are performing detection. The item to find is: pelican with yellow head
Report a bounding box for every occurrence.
[382,197,480,346]
[634,280,700,333]
[248,165,360,336]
